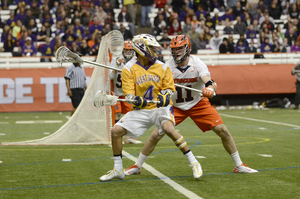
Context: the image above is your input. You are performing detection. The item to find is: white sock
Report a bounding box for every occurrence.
[184,150,198,165]
[114,155,123,173]
[231,151,243,167]
[136,152,148,168]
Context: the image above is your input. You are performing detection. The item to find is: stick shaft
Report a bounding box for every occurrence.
[82,59,203,94]
[117,99,160,104]
[293,70,300,73]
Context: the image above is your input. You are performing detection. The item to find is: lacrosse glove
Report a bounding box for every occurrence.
[202,87,215,98]
[133,96,148,109]
[157,91,171,108]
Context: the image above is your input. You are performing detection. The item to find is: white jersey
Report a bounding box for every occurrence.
[167,55,210,110]
[108,56,136,96]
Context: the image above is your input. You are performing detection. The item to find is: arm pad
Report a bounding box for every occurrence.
[205,79,217,92]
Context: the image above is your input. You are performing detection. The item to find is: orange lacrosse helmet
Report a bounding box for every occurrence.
[169,35,191,64]
[123,41,135,60]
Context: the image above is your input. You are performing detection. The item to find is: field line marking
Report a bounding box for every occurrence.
[219,113,300,128]
[122,150,203,199]
[15,120,62,124]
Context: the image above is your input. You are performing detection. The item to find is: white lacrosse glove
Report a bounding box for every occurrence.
[125,94,136,104]
[116,56,124,67]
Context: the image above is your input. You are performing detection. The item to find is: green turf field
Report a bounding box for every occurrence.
[0,109,300,199]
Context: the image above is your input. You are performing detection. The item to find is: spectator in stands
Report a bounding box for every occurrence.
[209,30,223,50]
[182,17,192,34]
[40,36,54,62]
[90,37,100,55]
[268,1,281,19]
[242,11,253,27]
[196,33,207,49]
[285,27,298,46]
[248,3,258,19]
[71,10,81,25]
[195,19,206,34]
[259,11,274,25]
[283,16,292,29]
[205,14,215,30]
[171,0,185,14]
[256,0,267,12]
[162,4,171,23]
[281,0,290,15]
[73,0,83,14]
[191,15,200,26]
[89,16,103,35]
[187,25,200,42]
[239,34,249,48]
[53,21,65,38]
[258,31,266,47]
[56,10,67,23]
[18,32,29,48]
[103,2,115,18]
[27,29,37,44]
[70,41,81,55]
[74,18,85,38]
[0,0,9,10]
[204,26,213,42]
[139,0,154,27]
[271,38,286,52]
[232,1,244,18]
[292,18,300,35]
[289,3,299,19]
[41,5,51,19]
[169,18,182,35]
[234,16,247,34]
[275,25,285,40]
[30,1,41,19]
[260,37,272,52]
[271,31,283,44]
[195,5,207,20]
[27,19,37,36]
[12,19,22,39]
[42,13,54,27]
[1,25,10,43]
[228,35,235,47]
[212,10,222,26]
[235,39,249,53]
[118,6,134,36]
[158,31,171,49]
[252,19,260,33]
[4,34,16,53]
[16,7,26,22]
[282,37,290,52]
[124,0,137,27]
[246,24,257,39]
[75,34,83,46]
[119,23,133,40]
[51,1,60,14]
[53,37,62,52]
[79,39,90,56]
[248,40,258,52]
[223,21,234,34]
[23,10,34,29]
[219,37,235,53]
[155,0,167,9]
[80,8,92,28]
[291,39,300,52]
[6,11,16,28]
[179,5,189,22]
[64,25,76,46]
[221,8,234,25]
[21,37,37,57]
[102,23,111,35]
[260,13,275,32]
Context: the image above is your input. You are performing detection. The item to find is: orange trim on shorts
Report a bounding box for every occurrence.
[173,98,223,132]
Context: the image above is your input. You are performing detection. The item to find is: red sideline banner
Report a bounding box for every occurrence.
[208,64,296,95]
[0,64,297,112]
[0,68,94,112]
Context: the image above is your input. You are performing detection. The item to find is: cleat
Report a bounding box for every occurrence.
[234,163,258,173]
[125,137,142,144]
[124,164,141,175]
[190,162,203,179]
[99,168,125,181]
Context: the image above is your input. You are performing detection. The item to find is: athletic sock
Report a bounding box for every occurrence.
[184,150,198,165]
[114,155,123,173]
[231,151,243,167]
[136,152,148,168]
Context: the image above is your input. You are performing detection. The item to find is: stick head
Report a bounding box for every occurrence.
[106,30,124,57]
[55,46,83,65]
[93,90,118,107]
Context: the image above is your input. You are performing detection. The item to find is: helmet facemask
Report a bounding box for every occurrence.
[123,48,135,61]
[171,44,189,64]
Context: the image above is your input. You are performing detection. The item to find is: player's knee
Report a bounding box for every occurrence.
[111,125,126,137]
[214,124,232,140]
[161,121,175,135]
[149,132,164,144]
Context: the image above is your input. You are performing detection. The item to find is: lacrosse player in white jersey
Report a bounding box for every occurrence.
[109,41,142,144]
[124,35,258,176]
[100,34,202,182]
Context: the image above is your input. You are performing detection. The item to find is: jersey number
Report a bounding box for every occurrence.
[176,86,193,103]
[143,85,154,100]
[116,74,122,88]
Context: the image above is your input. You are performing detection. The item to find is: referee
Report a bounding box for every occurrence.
[65,61,87,116]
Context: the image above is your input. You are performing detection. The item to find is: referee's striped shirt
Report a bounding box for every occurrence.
[64,63,86,89]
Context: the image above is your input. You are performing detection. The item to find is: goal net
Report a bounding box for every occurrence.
[1,34,112,145]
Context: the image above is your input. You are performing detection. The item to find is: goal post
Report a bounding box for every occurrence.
[1,34,113,145]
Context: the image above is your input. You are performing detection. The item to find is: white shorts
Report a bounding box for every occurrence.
[115,105,175,138]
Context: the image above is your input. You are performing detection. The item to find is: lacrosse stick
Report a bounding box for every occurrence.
[94,90,159,108]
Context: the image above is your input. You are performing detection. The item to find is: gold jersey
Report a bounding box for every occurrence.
[122,58,176,110]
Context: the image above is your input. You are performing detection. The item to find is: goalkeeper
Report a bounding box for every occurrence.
[125,35,258,176]
[109,41,142,144]
[100,34,202,181]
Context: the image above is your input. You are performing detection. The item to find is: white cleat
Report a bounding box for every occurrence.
[190,162,203,179]
[99,168,125,181]
[234,163,258,173]
[124,164,141,175]
[125,137,142,144]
